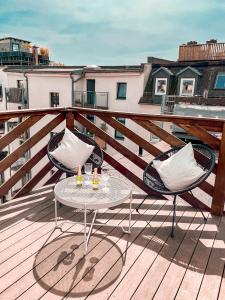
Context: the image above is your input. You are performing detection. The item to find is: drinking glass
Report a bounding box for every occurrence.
[84,163,93,185]
[101,169,110,190]
[85,163,93,175]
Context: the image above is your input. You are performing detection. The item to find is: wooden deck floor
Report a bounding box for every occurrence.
[0,185,224,300]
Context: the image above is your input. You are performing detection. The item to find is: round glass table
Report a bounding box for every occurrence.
[54,175,132,255]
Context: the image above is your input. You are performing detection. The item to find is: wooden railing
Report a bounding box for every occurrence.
[179,42,225,61]
[0,107,225,215]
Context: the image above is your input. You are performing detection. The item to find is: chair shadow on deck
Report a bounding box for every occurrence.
[33,233,123,297]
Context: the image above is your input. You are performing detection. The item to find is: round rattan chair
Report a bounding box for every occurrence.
[47,130,103,177]
[136,144,215,237]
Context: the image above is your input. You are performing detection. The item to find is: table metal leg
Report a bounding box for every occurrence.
[122,192,132,234]
[84,207,98,255]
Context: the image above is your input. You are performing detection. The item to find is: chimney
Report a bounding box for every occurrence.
[186,41,198,45]
[32,45,39,65]
[206,39,217,44]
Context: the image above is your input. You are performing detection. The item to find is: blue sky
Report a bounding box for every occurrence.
[0,0,224,65]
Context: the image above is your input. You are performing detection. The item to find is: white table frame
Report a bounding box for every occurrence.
[54,176,133,255]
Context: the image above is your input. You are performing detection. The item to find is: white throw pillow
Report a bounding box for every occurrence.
[153,143,205,191]
[49,128,94,170]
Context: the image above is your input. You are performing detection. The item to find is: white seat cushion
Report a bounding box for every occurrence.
[152,143,205,191]
[49,128,95,170]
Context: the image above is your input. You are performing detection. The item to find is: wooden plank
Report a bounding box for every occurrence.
[66,111,75,131]
[0,107,67,121]
[197,216,225,300]
[0,145,47,197]
[13,162,53,198]
[72,107,224,132]
[212,123,225,215]
[175,123,220,150]
[0,113,65,174]
[99,115,161,157]
[0,115,43,151]
[2,200,133,299]
[135,119,184,147]
[78,200,172,300]
[110,209,196,300]
[75,113,147,170]
[62,200,168,299]
[147,212,208,300]
[175,215,221,300]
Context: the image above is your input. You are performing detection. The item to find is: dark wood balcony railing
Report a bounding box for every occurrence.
[0,107,224,215]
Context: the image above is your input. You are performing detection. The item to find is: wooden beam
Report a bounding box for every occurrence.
[66,112,75,131]
[175,123,220,150]
[99,115,161,157]
[0,145,47,197]
[44,170,63,186]
[75,113,147,170]
[212,123,225,215]
[0,115,44,151]
[0,113,65,174]
[13,162,53,198]
[103,151,164,198]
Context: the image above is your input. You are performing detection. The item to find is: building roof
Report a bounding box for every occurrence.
[3,64,144,74]
[176,66,202,76]
[0,37,31,43]
[152,67,174,76]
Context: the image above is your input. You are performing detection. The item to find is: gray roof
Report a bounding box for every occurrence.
[176,66,202,76]
[152,67,174,76]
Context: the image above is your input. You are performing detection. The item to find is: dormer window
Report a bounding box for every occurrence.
[214,72,225,89]
[155,78,167,95]
[180,78,195,96]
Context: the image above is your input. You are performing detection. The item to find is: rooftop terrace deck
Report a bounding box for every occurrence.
[0,183,224,300]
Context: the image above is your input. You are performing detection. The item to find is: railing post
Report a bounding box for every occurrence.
[66,111,74,131]
[212,123,225,215]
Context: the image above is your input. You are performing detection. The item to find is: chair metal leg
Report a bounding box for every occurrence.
[136,194,149,213]
[171,195,177,238]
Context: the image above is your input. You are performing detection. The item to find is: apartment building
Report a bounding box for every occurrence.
[0,62,164,198]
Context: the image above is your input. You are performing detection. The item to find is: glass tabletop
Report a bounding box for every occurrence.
[54,175,132,209]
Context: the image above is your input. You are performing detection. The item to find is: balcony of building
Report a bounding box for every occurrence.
[73,91,109,109]
[0,107,224,299]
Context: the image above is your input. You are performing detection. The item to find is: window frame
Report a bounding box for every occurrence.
[116,82,127,100]
[179,78,195,96]
[154,78,168,95]
[50,92,59,107]
[214,72,225,90]
[114,117,125,140]
[0,85,3,101]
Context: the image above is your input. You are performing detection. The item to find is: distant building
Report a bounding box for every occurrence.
[140,40,225,104]
[0,37,49,66]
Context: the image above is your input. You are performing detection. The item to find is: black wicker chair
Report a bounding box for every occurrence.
[47,130,103,177]
[136,144,215,237]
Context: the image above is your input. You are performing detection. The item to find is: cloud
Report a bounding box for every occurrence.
[0,0,224,65]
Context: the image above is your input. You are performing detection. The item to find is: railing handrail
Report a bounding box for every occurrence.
[74,91,109,95]
[0,107,224,128]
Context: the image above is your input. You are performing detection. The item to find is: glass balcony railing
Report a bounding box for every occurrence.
[73,91,109,109]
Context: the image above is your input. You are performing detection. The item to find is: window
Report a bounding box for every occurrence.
[86,115,95,123]
[114,117,125,140]
[214,73,225,89]
[155,78,167,95]
[117,83,127,100]
[17,80,24,88]
[0,85,3,101]
[12,43,19,51]
[179,78,195,96]
[50,92,59,107]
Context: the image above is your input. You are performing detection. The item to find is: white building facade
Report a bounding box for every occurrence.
[0,63,163,200]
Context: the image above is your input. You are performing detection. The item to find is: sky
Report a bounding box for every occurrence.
[0,0,224,66]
